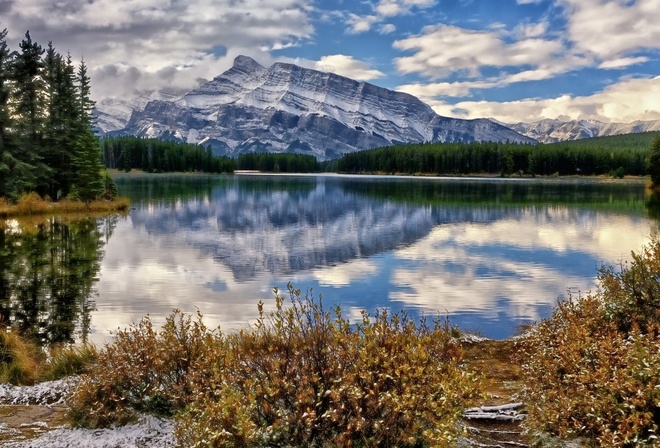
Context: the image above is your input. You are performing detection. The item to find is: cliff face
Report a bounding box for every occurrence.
[100,56,534,160]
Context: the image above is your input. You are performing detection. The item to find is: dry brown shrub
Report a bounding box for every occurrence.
[175,284,481,448]
[519,233,660,446]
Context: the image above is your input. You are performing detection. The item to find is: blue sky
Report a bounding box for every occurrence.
[2,0,659,123]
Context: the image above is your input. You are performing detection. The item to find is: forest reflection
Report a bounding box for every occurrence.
[0,216,117,344]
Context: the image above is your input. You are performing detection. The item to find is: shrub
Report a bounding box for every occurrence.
[175,284,481,448]
[519,233,660,446]
[68,310,222,428]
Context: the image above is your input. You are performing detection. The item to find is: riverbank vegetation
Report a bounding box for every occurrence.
[68,285,481,446]
[4,233,660,445]
[518,232,660,446]
[0,192,130,217]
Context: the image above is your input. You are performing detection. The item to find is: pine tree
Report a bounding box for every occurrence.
[70,57,109,202]
[11,30,49,194]
[70,129,104,202]
[42,44,79,198]
[648,136,660,188]
[0,27,17,198]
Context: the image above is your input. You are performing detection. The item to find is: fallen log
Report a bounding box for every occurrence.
[463,402,526,422]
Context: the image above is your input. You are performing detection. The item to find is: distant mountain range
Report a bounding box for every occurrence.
[94,56,659,159]
[95,56,534,160]
[504,118,660,144]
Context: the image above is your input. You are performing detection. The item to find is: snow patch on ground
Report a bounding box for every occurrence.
[0,378,79,405]
[2,414,175,448]
[1,378,175,448]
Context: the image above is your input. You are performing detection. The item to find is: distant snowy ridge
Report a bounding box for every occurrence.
[96,56,535,160]
[506,118,660,144]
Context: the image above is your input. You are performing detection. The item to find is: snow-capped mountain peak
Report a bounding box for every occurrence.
[98,55,535,159]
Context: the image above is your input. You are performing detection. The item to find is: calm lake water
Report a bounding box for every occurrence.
[2,173,659,343]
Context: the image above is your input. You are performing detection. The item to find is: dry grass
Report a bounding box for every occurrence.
[0,194,130,218]
[0,329,44,385]
[0,328,100,386]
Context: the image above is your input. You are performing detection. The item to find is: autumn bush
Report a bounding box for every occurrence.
[175,284,481,448]
[68,285,480,446]
[69,310,222,427]
[518,233,660,447]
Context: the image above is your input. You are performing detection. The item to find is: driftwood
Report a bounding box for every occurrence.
[463,402,526,422]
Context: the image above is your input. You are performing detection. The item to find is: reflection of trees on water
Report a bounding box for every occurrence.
[0,216,117,344]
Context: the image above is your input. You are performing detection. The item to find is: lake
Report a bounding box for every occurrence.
[2,173,658,344]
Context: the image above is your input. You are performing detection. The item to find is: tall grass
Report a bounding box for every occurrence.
[0,329,43,385]
[0,193,130,218]
[0,328,99,385]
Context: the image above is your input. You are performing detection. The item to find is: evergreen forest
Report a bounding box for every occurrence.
[101,136,235,173]
[0,28,113,202]
[337,132,659,177]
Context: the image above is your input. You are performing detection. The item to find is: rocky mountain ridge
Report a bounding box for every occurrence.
[97,56,534,160]
[506,118,660,144]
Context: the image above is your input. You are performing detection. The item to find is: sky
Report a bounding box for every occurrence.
[1,0,659,124]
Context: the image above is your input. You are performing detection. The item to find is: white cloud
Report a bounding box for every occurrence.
[379,23,397,34]
[393,25,568,79]
[560,0,660,62]
[427,76,660,123]
[514,20,548,39]
[346,13,379,33]
[4,0,314,100]
[314,54,385,80]
[344,0,436,34]
[397,80,499,98]
[598,56,650,70]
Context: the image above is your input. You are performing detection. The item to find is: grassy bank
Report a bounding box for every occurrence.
[0,192,130,218]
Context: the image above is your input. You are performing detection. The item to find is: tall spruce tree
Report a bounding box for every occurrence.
[648,136,660,189]
[11,30,49,195]
[70,57,106,202]
[42,46,79,198]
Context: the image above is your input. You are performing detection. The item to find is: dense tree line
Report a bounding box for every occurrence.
[236,152,320,173]
[0,28,111,201]
[101,136,235,173]
[337,134,658,177]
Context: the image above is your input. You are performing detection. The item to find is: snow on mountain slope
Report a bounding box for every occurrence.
[95,88,189,134]
[508,118,660,144]
[102,56,535,160]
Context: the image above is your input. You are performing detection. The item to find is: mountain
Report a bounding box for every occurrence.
[95,87,189,134]
[98,56,535,160]
[507,118,660,144]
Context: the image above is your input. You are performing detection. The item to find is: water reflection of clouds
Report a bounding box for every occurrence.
[312,259,380,286]
[94,218,272,345]
[389,211,653,326]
